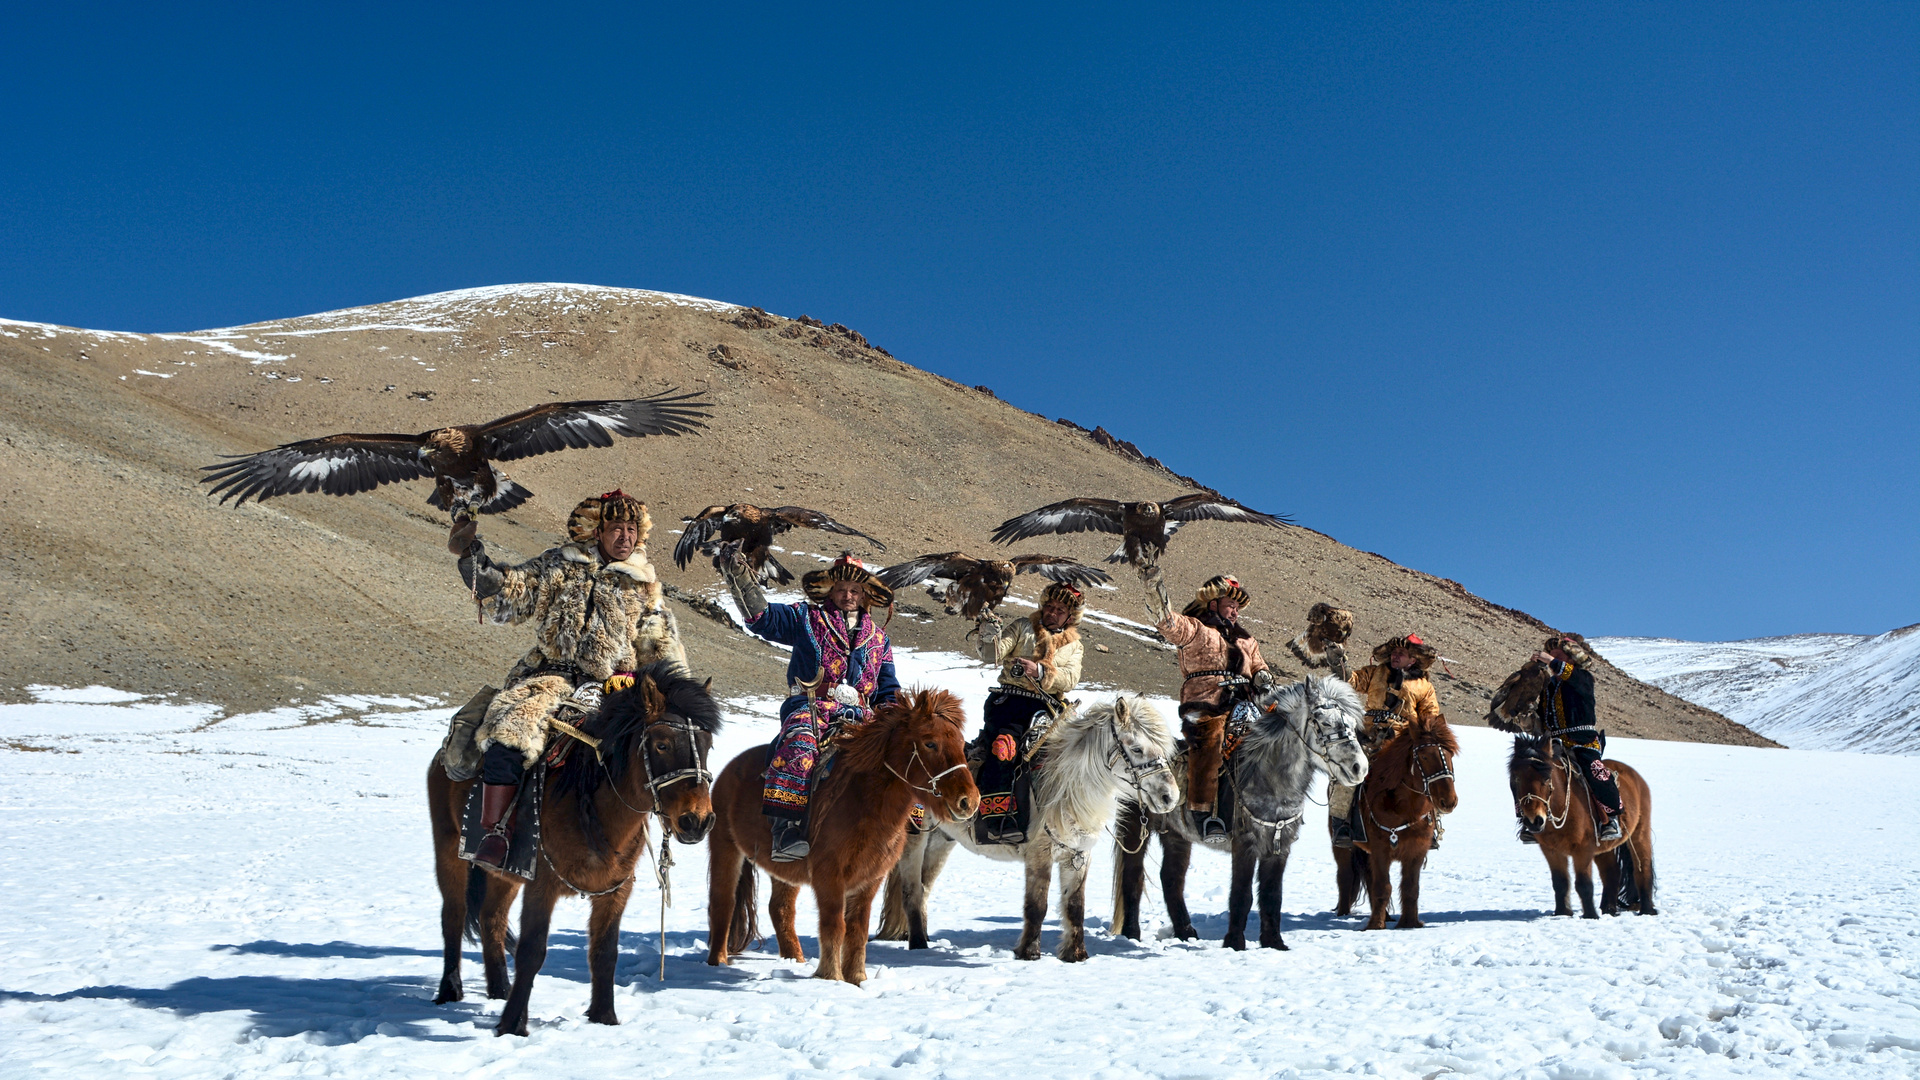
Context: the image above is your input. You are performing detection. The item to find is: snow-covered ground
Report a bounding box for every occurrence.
[1595,627,1920,754]
[5,644,1919,1079]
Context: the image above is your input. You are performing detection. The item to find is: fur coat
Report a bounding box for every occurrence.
[1157,610,1268,707]
[461,539,686,764]
[1347,663,1442,746]
[976,613,1084,697]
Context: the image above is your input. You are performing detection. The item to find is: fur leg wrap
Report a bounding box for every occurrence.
[474,674,572,768]
[1327,782,1357,818]
[1185,713,1228,813]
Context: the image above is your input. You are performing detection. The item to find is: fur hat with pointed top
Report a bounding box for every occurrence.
[1543,632,1596,668]
[1182,574,1251,618]
[1039,580,1085,626]
[1371,633,1439,672]
[802,552,895,609]
[567,489,652,545]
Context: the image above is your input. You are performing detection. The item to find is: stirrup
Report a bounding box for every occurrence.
[473,825,511,868]
[1330,818,1355,850]
[769,818,810,862]
[1195,811,1229,846]
[1595,817,1622,843]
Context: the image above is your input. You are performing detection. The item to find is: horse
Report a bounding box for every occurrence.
[425,662,721,1036]
[1113,676,1369,951]
[705,687,978,984]
[1508,733,1657,917]
[875,695,1182,962]
[1332,714,1460,929]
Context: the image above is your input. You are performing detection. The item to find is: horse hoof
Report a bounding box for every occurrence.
[587,1009,619,1026]
[1260,938,1288,951]
[433,983,463,1004]
[1223,935,1247,952]
[1175,925,1199,941]
[1014,946,1042,961]
[1058,946,1089,963]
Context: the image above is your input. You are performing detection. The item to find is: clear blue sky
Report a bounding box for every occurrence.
[4,2,1914,641]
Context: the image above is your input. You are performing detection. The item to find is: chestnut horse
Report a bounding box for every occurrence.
[1332,714,1460,929]
[426,662,721,1036]
[706,688,977,984]
[1508,733,1657,917]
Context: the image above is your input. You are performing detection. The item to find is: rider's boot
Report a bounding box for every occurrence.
[769,815,811,862]
[472,783,519,868]
[1594,809,1622,843]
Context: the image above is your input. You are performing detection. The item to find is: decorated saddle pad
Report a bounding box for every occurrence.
[458,762,544,881]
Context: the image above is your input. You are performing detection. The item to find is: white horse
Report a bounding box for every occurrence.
[877,695,1181,962]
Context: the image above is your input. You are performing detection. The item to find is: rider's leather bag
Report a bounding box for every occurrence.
[439,685,499,782]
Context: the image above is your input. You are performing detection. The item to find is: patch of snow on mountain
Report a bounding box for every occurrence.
[1595,627,1920,755]
[229,283,745,337]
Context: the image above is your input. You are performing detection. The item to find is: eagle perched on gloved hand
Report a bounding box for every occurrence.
[877,552,1112,618]
[201,390,710,519]
[990,493,1292,565]
[674,503,885,585]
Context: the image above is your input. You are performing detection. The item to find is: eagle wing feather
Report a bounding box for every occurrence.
[200,433,430,506]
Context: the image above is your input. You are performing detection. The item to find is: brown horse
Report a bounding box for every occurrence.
[706,688,977,984]
[1508,733,1657,917]
[1333,714,1460,929]
[426,662,721,1036]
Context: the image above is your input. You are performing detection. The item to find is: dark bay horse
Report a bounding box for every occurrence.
[426,662,721,1036]
[1113,676,1368,951]
[1508,733,1657,917]
[706,688,977,984]
[1333,714,1460,929]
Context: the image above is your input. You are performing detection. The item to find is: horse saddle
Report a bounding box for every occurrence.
[438,685,499,782]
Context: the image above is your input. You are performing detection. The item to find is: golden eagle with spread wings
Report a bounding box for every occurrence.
[877,552,1111,619]
[200,391,710,518]
[990,493,1292,565]
[674,503,885,585]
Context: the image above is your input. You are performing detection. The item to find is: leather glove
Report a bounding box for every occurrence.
[448,518,478,555]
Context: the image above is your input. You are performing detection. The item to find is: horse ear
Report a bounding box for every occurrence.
[702,676,714,694]
[641,675,667,717]
[1114,697,1129,723]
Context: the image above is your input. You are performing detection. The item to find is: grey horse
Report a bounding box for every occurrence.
[877,696,1181,961]
[1113,675,1367,951]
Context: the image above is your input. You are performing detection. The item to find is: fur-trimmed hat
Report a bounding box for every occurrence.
[1039,580,1085,625]
[1371,633,1439,672]
[1182,574,1252,618]
[566,489,652,545]
[1543,632,1595,668]
[801,552,895,610]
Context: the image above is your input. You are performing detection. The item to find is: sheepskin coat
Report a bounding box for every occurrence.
[461,539,686,764]
[975,614,1084,697]
[1347,663,1442,745]
[1157,611,1269,707]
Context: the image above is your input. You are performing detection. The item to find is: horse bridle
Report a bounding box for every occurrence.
[1400,739,1455,797]
[885,738,972,804]
[1106,714,1175,793]
[1516,741,1574,831]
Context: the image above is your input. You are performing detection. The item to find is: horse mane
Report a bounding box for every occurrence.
[834,687,965,777]
[1035,696,1173,837]
[551,661,722,851]
[1508,731,1553,773]
[1371,713,1459,789]
[1242,675,1363,752]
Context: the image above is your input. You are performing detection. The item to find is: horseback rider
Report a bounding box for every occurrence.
[1138,562,1274,844]
[969,581,1086,844]
[1535,633,1624,842]
[1329,634,1442,849]
[448,490,688,870]
[719,551,900,861]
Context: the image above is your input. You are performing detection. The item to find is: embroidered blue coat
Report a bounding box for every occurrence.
[746,602,900,720]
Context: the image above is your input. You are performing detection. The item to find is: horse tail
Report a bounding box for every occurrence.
[875,862,912,941]
[1350,847,1393,916]
[463,866,487,944]
[727,858,759,954]
[462,866,519,952]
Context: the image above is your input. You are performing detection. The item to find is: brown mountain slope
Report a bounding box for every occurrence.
[0,284,1770,746]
